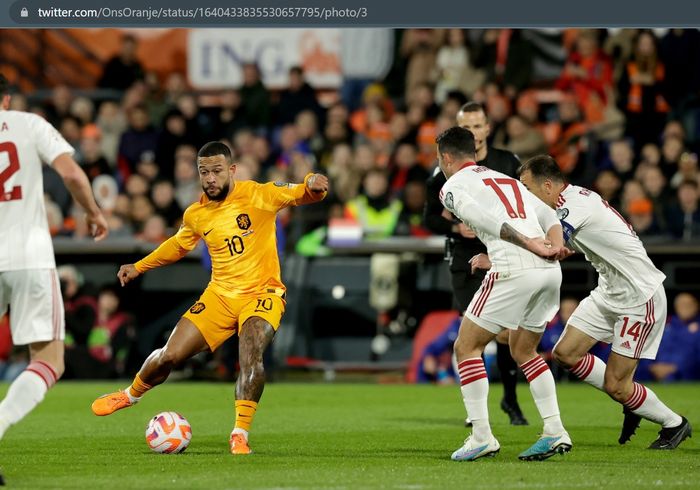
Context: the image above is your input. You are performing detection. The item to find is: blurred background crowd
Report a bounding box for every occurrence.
[1,27,699,381]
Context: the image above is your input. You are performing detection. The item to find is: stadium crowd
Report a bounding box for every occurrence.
[5,28,700,380]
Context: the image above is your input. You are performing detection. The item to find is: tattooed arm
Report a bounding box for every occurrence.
[500,223,559,259]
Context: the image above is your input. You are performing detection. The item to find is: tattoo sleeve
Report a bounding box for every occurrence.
[499,222,532,251]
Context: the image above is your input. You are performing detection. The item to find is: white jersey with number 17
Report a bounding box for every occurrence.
[439,163,561,273]
[557,184,665,308]
[0,111,74,271]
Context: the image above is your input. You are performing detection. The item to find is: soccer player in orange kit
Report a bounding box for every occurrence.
[91,141,328,455]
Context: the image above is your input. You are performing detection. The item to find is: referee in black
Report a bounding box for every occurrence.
[424,101,527,425]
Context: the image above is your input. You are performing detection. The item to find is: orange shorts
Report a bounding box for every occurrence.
[182,287,286,351]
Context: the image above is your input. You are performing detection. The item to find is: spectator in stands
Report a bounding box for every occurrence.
[395,180,430,237]
[70,96,95,126]
[344,168,402,238]
[150,180,183,228]
[95,100,127,167]
[593,169,622,210]
[79,124,111,182]
[129,195,155,234]
[155,108,196,181]
[666,180,700,240]
[474,29,534,97]
[388,143,429,197]
[640,165,671,231]
[648,293,700,381]
[59,264,97,361]
[295,110,324,159]
[240,63,271,130]
[117,104,158,181]
[504,114,547,162]
[417,318,459,384]
[45,85,73,127]
[556,29,613,124]
[659,29,700,111]
[138,215,168,244]
[618,30,670,149]
[98,34,144,91]
[327,144,361,203]
[215,89,247,140]
[660,134,685,180]
[65,285,137,379]
[176,93,212,146]
[627,198,663,238]
[434,29,484,103]
[277,66,323,126]
[608,138,636,181]
[548,95,588,175]
[670,152,699,189]
[173,145,201,208]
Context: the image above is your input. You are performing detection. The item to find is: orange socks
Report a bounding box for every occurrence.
[128,373,152,399]
[234,400,258,432]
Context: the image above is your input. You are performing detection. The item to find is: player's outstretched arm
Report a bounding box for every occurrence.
[129,236,191,281]
[52,153,108,241]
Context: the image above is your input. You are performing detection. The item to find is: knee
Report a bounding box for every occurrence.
[552,345,578,369]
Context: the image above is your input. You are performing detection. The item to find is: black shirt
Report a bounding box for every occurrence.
[423,148,520,271]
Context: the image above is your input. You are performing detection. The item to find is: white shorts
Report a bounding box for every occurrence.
[465,267,561,335]
[0,269,64,345]
[567,286,666,360]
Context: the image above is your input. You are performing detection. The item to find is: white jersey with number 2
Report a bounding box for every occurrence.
[439,163,560,273]
[0,111,74,271]
[557,184,665,309]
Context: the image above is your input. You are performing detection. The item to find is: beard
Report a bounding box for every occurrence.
[203,181,230,201]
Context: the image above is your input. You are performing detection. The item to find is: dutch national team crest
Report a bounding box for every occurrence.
[236,214,251,230]
[444,192,454,212]
[189,302,206,314]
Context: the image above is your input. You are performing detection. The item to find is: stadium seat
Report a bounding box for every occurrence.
[405,310,459,383]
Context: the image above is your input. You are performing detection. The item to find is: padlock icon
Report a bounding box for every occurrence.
[20,7,29,17]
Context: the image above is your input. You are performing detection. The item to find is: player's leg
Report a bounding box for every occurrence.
[552,295,608,390]
[230,294,284,454]
[509,327,572,460]
[515,267,571,461]
[91,317,208,415]
[606,352,690,449]
[495,330,527,425]
[451,316,500,461]
[0,270,63,440]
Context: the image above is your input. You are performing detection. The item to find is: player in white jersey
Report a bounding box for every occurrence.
[519,155,691,450]
[0,74,109,449]
[436,127,572,462]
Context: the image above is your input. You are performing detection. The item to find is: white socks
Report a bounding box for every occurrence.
[570,353,606,390]
[624,382,683,429]
[570,354,682,429]
[521,356,565,435]
[0,361,57,439]
[457,358,491,442]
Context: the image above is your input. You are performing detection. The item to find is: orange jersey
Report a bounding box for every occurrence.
[135,174,325,298]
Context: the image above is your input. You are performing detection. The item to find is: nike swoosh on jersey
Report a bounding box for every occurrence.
[203,229,214,236]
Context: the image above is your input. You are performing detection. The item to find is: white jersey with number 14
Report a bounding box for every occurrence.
[557,184,665,308]
[0,111,74,271]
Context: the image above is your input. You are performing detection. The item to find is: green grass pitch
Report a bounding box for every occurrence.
[0,381,697,489]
